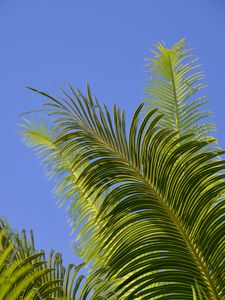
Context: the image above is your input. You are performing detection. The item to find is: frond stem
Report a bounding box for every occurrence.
[168,52,181,138]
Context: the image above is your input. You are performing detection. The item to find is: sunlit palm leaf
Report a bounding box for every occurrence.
[20,84,225,299]
[19,119,109,267]
[145,39,216,141]
[0,221,117,299]
[0,226,62,299]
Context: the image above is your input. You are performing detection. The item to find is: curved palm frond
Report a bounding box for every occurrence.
[0,220,117,299]
[20,84,225,299]
[145,39,216,141]
[0,224,62,299]
[19,118,106,265]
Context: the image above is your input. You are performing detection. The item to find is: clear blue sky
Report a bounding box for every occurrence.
[1,0,225,267]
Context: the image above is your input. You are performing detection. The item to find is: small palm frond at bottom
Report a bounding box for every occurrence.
[0,220,118,299]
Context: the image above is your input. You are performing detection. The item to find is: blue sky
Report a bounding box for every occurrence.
[0,0,225,266]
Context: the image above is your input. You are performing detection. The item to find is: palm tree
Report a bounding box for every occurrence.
[17,39,225,299]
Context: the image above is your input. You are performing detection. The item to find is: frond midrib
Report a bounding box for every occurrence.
[167,51,181,138]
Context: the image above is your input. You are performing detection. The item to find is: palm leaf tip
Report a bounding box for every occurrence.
[144,38,216,141]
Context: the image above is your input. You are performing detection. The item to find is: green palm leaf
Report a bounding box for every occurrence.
[192,282,211,300]
[20,84,225,299]
[145,39,216,141]
[0,226,62,299]
[0,220,117,299]
[19,118,106,265]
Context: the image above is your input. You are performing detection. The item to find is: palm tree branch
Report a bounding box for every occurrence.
[21,85,225,299]
[145,39,216,141]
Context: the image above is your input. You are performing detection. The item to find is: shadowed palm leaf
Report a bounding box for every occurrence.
[20,83,225,299]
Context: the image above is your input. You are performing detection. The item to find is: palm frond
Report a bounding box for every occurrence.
[0,224,62,299]
[19,119,105,264]
[0,220,118,299]
[20,85,225,299]
[145,39,216,141]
